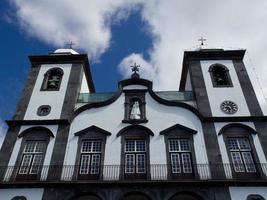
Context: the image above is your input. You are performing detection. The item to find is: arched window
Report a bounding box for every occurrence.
[121,192,151,200]
[117,125,154,180]
[74,126,111,180]
[41,67,64,91]
[15,127,53,181]
[160,124,197,179]
[247,194,265,200]
[75,194,101,200]
[11,196,27,200]
[169,192,203,200]
[209,64,232,87]
[219,123,262,179]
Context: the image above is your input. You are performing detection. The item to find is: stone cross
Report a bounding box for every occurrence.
[198,37,207,46]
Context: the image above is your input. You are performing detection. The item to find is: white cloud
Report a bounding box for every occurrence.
[10,0,142,61]
[9,0,267,112]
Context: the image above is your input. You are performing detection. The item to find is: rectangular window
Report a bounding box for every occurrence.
[125,140,146,174]
[79,140,102,175]
[18,141,46,175]
[168,139,192,174]
[228,138,256,173]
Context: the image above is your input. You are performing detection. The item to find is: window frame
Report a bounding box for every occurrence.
[14,129,50,181]
[209,64,233,88]
[40,67,64,91]
[221,125,264,179]
[120,126,151,180]
[74,126,110,180]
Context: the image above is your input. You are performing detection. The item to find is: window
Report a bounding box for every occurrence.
[169,139,192,174]
[125,140,146,174]
[11,196,27,200]
[247,194,265,200]
[41,68,63,91]
[228,137,256,173]
[209,64,232,87]
[18,141,46,175]
[79,140,102,175]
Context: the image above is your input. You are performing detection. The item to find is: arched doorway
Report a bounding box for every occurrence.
[170,192,203,200]
[122,192,151,200]
[75,195,101,200]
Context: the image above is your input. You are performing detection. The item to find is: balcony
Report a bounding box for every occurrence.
[1,164,267,184]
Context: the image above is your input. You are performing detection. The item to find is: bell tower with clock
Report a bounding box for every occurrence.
[179,49,263,118]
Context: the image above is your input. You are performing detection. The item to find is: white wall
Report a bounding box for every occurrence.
[0,188,44,200]
[63,87,209,179]
[24,64,72,120]
[229,187,267,200]
[200,60,250,116]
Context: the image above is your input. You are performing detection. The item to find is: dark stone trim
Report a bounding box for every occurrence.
[74,125,111,137]
[201,122,225,179]
[253,122,267,161]
[18,126,55,138]
[203,116,267,122]
[13,65,41,120]
[179,49,246,91]
[6,120,69,127]
[0,126,21,166]
[117,125,154,137]
[160,124,197,135]
[60,63,84,121]
[218,123,257,135]
[29,54,95,93]
[47,124,70,180]
[189,60,213,117]
[232,60,263,116]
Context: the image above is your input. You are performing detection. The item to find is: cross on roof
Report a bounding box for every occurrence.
[198,37,207,46]
[131,63,140,74]
[66,41,75,49]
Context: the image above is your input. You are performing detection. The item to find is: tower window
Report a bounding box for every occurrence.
[209,64,232,87]
[41,67,64,91]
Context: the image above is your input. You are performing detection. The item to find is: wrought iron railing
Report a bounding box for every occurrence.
[1,164,267,183]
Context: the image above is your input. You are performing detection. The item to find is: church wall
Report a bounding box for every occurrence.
[0,188,44,200]
[229,187,267,200]
[200,60,250,117]
[63,91,209,180]
[23,64,72,120]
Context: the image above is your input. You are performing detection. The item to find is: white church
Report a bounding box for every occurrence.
[0,47,267,200]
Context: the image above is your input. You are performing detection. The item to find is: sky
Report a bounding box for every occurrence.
[1,0,267,146]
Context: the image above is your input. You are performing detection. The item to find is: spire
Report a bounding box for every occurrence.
[130,63,140,79]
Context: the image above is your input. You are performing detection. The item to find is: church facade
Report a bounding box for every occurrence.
[0,48,267,200]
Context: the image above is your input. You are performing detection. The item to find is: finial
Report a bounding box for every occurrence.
[66,41,75,49]
[198,36,207,46]
[130,63,140,79]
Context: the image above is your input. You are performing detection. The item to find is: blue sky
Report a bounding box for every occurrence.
[1,0,267,142]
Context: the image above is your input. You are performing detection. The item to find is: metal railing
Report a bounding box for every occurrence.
[1,163,267,183]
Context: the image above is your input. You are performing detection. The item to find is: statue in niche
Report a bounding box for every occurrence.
[130,101,141,120]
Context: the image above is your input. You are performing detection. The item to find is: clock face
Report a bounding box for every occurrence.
[220,100,238,114]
